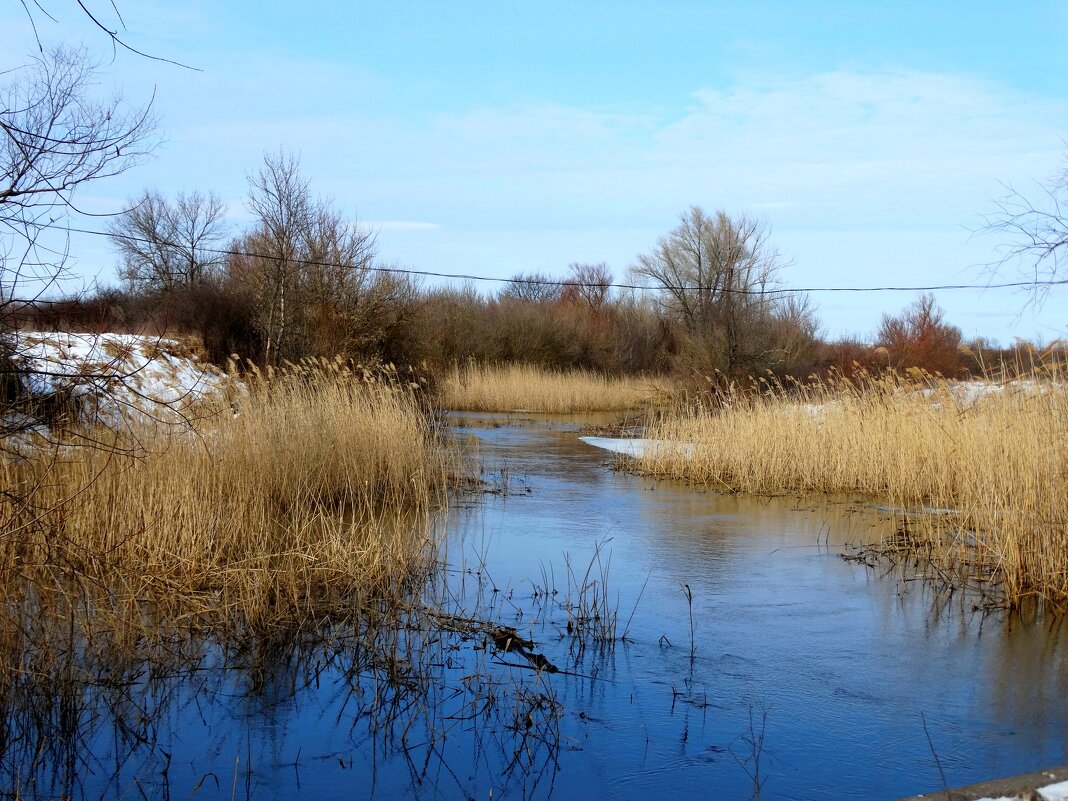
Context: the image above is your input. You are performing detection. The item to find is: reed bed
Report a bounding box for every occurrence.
[439,362,670,413]
[0,360,453,628]
[0,360,582,800]
[640,370,1067,609]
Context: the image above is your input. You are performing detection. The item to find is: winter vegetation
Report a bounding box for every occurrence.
[635,361,1068,610]
[440,362,671,412]
[2,331,226,449]
[2,37,1067,620]
[5,8,1068,799]
[1,359,451,627]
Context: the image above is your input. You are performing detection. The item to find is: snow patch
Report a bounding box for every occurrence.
[973,779,1068,801]
[918,379,1061,407]
[4,331,229,435]
[579,437,694,459]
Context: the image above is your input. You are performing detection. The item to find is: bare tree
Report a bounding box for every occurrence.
[108,189,228,292]
[301,202,380,355]
[498,271,561,304]
[1,45,157,441]
[765,293,822,375]
[632,206,786,376]
[1,46,156,295]
[561,262,612,309]
[236,150,380,362]
[241,150,314,364]
[877,293,962,375]
[302,203,377,305]
[983,159,1068,306]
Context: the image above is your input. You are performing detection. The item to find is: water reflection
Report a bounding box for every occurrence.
[0,589,574,800]
[444,413,1068,799]
[3,413,1067,800]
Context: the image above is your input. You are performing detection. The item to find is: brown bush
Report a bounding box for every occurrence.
[876,293,963,376]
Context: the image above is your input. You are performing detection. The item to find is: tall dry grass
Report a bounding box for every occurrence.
[439,362,670,413]
[1,360,453,627]
[640,370,1067,609]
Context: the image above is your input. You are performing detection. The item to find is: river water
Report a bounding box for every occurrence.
[5,413,1067,800]
[438,413,1068,800]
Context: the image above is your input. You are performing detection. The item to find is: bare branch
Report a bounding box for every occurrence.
[233,150,380,363]
[108,188,228,292]
[16,0,201,70]
[629,206,808,376]
[2,45,159,442]
[981,170,1068,307]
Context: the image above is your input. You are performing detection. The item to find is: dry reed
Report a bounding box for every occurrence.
[0,359,453,627]
[640,369,1067,609]
[439,362,669,413]
[0,359,582,800]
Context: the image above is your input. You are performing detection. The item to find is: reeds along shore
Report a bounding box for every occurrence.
[0,360,453,627]
[439,362,669,413]
[640,370,1068,610]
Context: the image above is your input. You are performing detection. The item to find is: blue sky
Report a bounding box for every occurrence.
[5,1,1067,342]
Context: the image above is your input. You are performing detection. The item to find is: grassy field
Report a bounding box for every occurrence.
[439,362,670,413]
[1,360,452,627]
[638,371,1067,610]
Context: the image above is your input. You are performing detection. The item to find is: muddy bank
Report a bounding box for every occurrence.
[896,764,1068,801]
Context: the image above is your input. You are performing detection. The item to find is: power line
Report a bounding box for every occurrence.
[46,222,1068,296]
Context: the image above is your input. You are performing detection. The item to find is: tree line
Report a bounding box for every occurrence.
[86,155,1042,381]
[4,48,1064,396]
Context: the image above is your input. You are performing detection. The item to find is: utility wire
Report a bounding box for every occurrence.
[40,222,1068,297]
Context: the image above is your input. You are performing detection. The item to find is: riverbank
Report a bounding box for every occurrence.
[896,764,1068,800]
[2,348,453,627]
[631,372,1067,611]
[2,409,1067,798]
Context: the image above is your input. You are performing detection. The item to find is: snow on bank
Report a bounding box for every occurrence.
[971,779,1068,801]
[579,437,693,459]
[579,378,1063,463]
[919,379,1062,407]
[4,331,228,435]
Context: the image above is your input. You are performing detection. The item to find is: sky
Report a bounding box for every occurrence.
[3,1,1067,343]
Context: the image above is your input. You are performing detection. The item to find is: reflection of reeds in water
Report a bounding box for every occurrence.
[0,558,572,800]
[641,368,1068,610]
[527,538,620,654]
[440,362,670,412]
[562,539,618,644]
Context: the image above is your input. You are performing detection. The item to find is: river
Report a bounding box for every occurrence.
[439,412,1068,800]
[4,412,1066,800]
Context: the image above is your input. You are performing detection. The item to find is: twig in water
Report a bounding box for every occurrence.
[681,583,696,662]
[921,711,951,799]
[621,570,651,641]
[730,700,769,801]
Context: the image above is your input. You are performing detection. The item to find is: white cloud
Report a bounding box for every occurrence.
[655,69,1067,225]
[352,69,1066,340]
